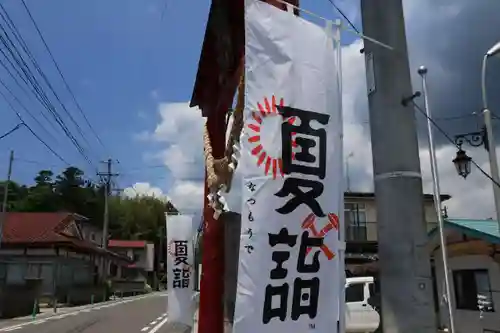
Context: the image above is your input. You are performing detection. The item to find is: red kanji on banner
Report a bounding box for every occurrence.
[301,213,339,260]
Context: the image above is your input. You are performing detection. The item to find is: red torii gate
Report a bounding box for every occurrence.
[189,1,299,332]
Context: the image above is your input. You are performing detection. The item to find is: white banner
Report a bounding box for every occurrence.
[166,213,195,327]
[233,1,343,333]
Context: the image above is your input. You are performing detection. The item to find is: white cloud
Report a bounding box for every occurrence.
[132,130,151,142]
[125,102,205,211]
[131,0,499,220]
[167,180,205,211]
[123,182,168,200]
[419,145,496,219]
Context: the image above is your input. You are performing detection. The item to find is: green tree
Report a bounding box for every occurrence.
[0,180,28,211]
[16,170,59,212]
[2,166,178,243]
[54,167,87,214]
[34,170,54,186]
[108,195,174,242]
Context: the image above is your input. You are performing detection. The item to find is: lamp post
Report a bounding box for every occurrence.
[418,66,456,333]
[481,42,500,228]
[453,42,500,228]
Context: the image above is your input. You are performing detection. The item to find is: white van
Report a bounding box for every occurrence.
[345,276,380,333]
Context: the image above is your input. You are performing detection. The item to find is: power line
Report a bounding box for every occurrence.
[0,123,22,140]
[13,157,61,168]
[0,88,69,165]
[0,21,93,154]
[0,75,57,141]
[19,0,108,152]
[0,6,96,168]
[410,99,500,189]
[326,0,359,34]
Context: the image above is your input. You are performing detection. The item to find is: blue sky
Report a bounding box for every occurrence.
[0,0,359,191]
[0,0,497,219]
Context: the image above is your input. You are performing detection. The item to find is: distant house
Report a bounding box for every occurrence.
[429,218,500,333]
[0,212,131,302]
[108,240,154,288]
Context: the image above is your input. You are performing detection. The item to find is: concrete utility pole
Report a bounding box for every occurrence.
[97,158,118,287]
[0,150,14,248]
[98,158,118,250]
[361,1,437,332]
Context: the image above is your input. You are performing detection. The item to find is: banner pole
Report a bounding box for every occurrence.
[333,19,346,333]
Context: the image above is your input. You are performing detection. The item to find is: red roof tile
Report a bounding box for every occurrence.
[108,240,147,248]
[1,213,132,263]
[3,212,73,243]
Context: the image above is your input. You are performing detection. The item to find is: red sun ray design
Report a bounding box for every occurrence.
[251,144,263,156]
[247,95,298,179]
[248,135,260,143]
[257,152,267,166]
[252,112,262,124]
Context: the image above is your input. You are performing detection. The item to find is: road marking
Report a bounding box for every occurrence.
[141,327,150,332]
[150,321,158,325]
[148,317,169,333]
[0,293,164,332]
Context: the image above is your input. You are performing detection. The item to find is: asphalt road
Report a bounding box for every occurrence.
[0,293,178,333]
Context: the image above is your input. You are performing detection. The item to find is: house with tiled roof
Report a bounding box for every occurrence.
[108,239,155,292]
[429,218,500,332]
[0,212,132,304]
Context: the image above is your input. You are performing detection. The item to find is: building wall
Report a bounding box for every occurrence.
[79,224,103,247]
[434,252,500,333]
[108,245,154,282]
[346,196,440,242]
[0,253,95,296]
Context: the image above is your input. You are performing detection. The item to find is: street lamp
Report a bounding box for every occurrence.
[452,148,472,179]
[452,129,486,178]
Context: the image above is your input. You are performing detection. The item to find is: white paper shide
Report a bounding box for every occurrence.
[233,1,343,333]
[166,213,195,327]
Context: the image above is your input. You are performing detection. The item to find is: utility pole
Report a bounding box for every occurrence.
[361,1,437,332]
[0,150,13,248]
[97,158,118,250]
[97,159,118,288]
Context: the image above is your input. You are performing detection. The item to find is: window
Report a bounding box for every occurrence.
[344,203,367,226]
[25,263,41,278]
[453,269,494,312]
[345,202,367,241]
[346,283,365,303]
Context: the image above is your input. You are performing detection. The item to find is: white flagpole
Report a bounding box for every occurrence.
[418,66,456,333]
[333,19,346,333]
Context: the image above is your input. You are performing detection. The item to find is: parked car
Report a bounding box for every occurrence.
[345,276,380,333]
